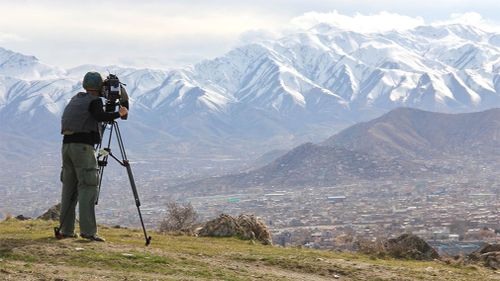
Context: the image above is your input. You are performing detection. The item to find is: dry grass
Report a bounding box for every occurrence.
[1,219,499,281]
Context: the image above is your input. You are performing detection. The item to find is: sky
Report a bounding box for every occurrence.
[1,0,500,69]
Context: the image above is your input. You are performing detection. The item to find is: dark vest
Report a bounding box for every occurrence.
[61,92,101,135]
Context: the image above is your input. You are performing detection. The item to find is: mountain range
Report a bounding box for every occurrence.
[173,107,500,193]
[2,22,500,163]
[323,107,500,159]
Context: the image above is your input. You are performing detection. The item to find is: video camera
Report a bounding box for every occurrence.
[102,73,129,119]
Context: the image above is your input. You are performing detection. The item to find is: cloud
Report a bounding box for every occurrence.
[432,12,500,32]
[0,1,280,68]
[237,29,280,45]
[2,2,500,69]
[0,32,25,43]
[289,11,425,33]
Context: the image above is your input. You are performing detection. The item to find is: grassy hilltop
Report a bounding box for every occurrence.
[0,219,498,281]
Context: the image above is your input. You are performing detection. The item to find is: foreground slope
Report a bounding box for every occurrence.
[1,220,498,281]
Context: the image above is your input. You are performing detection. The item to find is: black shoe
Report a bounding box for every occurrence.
[80,233,106,242]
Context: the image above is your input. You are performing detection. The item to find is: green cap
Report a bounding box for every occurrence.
[82,72,103,90]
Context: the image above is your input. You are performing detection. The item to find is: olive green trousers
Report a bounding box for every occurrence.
[60,143,99,236]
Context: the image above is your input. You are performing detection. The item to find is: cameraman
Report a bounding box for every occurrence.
[58,71,127,242]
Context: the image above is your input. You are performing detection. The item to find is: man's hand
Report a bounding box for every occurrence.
[119,106,128,117]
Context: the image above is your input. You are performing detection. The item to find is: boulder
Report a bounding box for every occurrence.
[37,203,61,221]
[237,214,273,245]
[469,243,499,260]
[15,215,31,221]
[198,214,272,245]
[481,251,500,270]
[477,243,500,255]
[198,214,246,238]
[468,243,500,269]
[384,234,439,260]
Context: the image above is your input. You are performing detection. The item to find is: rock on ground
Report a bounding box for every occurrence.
[198,214,272,245]
[37,203,61,221]
[384,234,439,261]
[468,243,500,270]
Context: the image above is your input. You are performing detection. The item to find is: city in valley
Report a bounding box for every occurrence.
[184,176,499,255]
[2,153,498,256]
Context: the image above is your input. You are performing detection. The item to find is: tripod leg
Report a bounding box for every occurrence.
[114,122,152,246]
[95,123,114,205]
[95,156,107,205]
[124,161,140,207]
[124,160,152,246]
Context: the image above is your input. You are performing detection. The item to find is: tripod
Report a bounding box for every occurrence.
[96,121,152,246]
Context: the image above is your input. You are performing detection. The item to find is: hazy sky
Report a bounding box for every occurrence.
[1,0,500,69]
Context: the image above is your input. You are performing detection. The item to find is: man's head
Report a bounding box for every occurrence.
[82,72,103,94]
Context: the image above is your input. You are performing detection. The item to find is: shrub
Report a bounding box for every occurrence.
[159,201,199,235]
[4,213,13,221]
[356,238,387,258]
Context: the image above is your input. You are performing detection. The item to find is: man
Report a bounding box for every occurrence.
[58,72,128,242]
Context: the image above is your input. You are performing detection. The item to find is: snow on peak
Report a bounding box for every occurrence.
[0,47,65,80]
[2,22,500,142]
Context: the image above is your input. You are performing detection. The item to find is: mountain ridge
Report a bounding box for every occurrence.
[3,22,500,149]
[2,22,500,179]
[324,107,500,159]
[172,107,500,192]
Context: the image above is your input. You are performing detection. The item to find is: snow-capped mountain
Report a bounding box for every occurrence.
[2,23,500,158]
[0,47,65,80]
